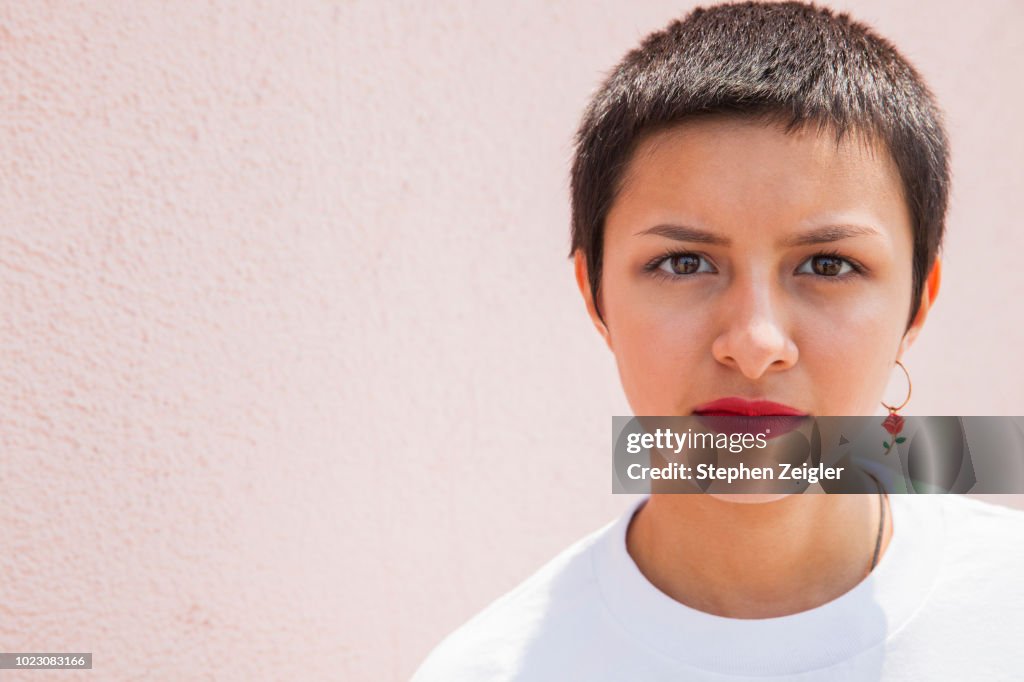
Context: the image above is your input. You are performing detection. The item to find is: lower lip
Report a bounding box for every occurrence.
[691,413,810,440]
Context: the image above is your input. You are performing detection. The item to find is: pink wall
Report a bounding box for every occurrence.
[1,1,1022,680]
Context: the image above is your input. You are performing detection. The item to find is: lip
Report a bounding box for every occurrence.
[692,398,809,440]
[691,397,807,417]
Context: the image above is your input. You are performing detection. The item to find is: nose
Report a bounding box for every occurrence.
[710,275,799,380]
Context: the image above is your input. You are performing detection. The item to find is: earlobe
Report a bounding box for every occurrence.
[898,258,942,360]
[573,250,612,349]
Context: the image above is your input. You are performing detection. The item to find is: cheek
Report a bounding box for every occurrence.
[791,287,905,414]
[605,283,712,414]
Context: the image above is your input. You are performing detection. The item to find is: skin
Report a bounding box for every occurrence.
[574,115,942,618]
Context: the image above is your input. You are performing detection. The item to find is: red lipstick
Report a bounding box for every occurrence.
[692,397,806,417]
[692,398,808,439]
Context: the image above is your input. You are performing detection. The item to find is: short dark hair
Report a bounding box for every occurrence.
[569,1,949,331]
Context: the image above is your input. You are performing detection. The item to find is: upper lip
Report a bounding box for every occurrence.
[691,397,807,416]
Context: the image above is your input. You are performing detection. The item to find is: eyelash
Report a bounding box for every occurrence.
[643,248,867,282]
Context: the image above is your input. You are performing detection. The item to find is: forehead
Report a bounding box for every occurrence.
[608,116,910,238]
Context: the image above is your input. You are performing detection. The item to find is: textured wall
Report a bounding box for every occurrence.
[1,1,1022,680]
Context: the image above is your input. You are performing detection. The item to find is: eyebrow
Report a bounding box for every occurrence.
[633,223,883,247]
[634,224,731,245]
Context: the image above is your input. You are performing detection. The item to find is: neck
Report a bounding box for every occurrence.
[625,493,891,619]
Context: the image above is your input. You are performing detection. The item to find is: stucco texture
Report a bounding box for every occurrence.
[1,1,1022,680]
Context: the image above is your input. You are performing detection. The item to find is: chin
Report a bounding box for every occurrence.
[705,492,795,504]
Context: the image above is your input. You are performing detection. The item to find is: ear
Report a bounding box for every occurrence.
[898,257,942,360]
[573,250,613,351]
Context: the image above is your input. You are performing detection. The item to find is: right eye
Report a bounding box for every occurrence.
[654,252,716,276]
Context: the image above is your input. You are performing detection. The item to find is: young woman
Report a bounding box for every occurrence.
[413,2,1024,679]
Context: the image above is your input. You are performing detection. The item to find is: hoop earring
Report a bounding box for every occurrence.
[881,360,911,454]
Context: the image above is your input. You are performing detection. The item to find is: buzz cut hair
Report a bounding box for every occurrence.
[569,1,950,330]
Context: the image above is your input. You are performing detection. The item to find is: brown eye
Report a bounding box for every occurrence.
[815,256,839,274]
[657,253,714,276]
[797,254,854,277]
[670,254,700,274]
[813,256,843,276]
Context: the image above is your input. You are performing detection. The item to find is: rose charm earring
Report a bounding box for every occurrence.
[881,359,911,455]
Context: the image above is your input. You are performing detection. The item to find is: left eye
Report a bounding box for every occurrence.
[796,255,854,277]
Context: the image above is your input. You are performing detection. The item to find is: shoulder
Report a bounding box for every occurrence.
[410,517,619,682]
[932,495,1024,581]
[900,495,1024,651]
[939,494,1024,539]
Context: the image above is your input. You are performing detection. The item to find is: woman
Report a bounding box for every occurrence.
[412,2,1024,679]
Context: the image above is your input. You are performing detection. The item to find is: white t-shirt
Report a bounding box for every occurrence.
[411,494,1024,680]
